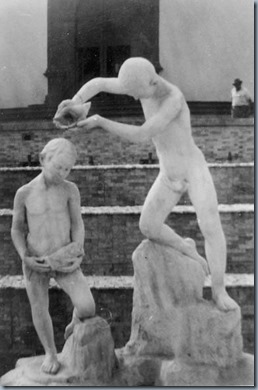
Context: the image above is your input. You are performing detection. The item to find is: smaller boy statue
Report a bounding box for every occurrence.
[11,138,96,374]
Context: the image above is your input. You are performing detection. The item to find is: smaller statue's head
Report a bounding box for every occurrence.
[118,57,158,100]
[40,138,77,182]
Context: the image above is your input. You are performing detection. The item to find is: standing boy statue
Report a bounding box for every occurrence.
[54,57,238,312]
[11,138,96,374]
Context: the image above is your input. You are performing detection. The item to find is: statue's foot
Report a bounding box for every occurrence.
[41,354,60,375]
[64,316,81,340]
[184,238,209,275]
[213,290,239,311]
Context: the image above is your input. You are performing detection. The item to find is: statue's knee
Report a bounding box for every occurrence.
[88,300,96,317]
[139,217,150,237]
[77,298,96,319]
[139,217,159,239]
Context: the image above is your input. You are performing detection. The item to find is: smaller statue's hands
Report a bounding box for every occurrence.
[53,100,91,129]
[54,256,83,273]
[23,255,51,273]
[77,114,100,130]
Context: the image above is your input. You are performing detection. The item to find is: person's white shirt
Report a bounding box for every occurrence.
[231,86,252,107]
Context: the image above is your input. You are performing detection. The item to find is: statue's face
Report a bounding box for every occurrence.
[131,80,157,100]
[120,75,157,100]
[42,152,74,184]
[118,58,157,100]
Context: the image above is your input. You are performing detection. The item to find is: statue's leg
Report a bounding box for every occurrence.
[139,173,208,273]
[188,165,238,311]
[56,268,96,339]
[23,266,60,374]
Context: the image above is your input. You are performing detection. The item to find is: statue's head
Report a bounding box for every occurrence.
[118,57,158,99]
[40,138,77,172]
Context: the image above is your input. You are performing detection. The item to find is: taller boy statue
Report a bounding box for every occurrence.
[54,57,238,312]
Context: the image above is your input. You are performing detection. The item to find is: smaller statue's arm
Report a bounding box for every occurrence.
[48,242,84,261]
[44,184,85,272]
[11,188,28,262]
[45,242,84,268]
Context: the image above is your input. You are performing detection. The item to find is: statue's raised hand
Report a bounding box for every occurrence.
[77,114,100,130]
[53,100,91,129]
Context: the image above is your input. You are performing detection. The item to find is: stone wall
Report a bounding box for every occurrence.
[0,116,254,166]
[0,163,254,208]
[0,208,254,276]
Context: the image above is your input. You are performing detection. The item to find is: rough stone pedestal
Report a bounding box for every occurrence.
[117,240,254,386]
[0,316,117,386]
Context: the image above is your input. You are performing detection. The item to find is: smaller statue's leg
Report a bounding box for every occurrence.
[56,269,96,340]
[64,308,81,340]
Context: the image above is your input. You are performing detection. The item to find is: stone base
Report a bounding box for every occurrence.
[157,353,254,386]
[113,350,254,386]
[126,240,243,366]
[1,349,254,387]
[0,355,74,387]
[0,316,117,386]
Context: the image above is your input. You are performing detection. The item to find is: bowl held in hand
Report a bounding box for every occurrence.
[53,101,91,129]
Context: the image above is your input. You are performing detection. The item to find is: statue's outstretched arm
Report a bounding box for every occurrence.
[73,77,124,104]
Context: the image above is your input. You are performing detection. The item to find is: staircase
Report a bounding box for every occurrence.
[0,115,254,376]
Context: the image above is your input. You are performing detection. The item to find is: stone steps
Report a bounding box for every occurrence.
[0,273,254,290]
[0,204,254,275]
[0,163,254,208]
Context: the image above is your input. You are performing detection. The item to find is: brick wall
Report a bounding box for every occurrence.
[0,116,254,166]
[0,210,253,276]
[0,164,254,209]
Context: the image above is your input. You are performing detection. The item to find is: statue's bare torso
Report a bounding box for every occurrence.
[24,177,72,257]
[141,83,205,183]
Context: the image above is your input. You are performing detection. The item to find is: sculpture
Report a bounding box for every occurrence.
[10,138,96,374]
[2,58,253,386]
[54,57,238,311]
[54,102,91,129]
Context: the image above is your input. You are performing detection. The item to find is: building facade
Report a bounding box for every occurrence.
[0,0,254,108]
